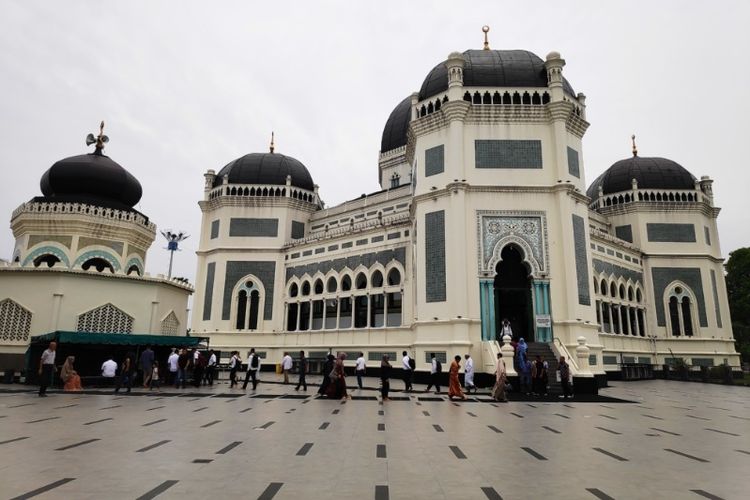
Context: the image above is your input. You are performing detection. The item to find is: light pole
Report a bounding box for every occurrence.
[161,230,189,279]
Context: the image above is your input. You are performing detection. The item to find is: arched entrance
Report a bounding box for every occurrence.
[494,244,533,341]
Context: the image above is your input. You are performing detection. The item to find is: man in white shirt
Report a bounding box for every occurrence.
[167,348,179,386]
[402,351,413,392]
[281,352,293,384]
[205,349,217,386]
[243,348,260,390]
[38,341,57,397]
[101,357,117,378]
[464,354,476,394]
[425,353,442,394]
[355,352,366,389]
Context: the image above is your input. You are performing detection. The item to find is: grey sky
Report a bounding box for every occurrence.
[1,0,748,284]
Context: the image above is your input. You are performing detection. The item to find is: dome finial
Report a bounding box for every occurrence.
[85,120,109,155]
[269,131,275,154]
[631,134,638,157]
[482,25,490,50]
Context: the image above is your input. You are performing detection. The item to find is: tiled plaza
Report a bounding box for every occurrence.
[0,378,748,500]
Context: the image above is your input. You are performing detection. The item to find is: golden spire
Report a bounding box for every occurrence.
[482,25,490,50]
[269,131,275,154]
[631,134,638,157]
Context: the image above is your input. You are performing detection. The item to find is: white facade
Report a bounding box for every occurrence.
[184,47,739,376]
[0,139,193,369]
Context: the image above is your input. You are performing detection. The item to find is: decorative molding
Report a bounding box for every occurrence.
[476,210,548,277]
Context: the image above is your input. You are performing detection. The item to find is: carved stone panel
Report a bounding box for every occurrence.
[477,211,548,277]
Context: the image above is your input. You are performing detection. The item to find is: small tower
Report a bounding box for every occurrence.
[445,51,465,101]
[544,51,566,102]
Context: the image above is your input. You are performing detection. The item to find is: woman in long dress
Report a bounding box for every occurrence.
[60,356,82,391]
[326,352,350,400]
[318,353,335,396]
[492,352,508,402]
[448,355,466,401]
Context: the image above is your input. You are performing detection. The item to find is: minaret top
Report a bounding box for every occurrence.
[85,121,109,155]
[631,134,638,157]
[482,25,490,50]
[269,131,275,154]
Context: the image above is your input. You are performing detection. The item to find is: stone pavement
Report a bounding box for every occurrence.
[0,378,748,500]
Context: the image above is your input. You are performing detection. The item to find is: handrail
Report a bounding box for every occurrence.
[552,337,580,372]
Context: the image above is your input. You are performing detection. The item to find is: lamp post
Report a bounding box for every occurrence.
[161,230,189,279]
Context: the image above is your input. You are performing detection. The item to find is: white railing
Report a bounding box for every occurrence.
[12,202,154,230]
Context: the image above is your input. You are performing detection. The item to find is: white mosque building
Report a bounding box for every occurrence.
[190,33,739,385]
[0,124,193,372]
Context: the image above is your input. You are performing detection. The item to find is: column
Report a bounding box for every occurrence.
[50,293,63,332]
[488,282,496,340]
[479,280,495,341]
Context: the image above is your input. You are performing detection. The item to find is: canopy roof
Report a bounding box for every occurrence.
[29,331,208,347]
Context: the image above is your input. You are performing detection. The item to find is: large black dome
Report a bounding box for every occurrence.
[586,156,697,199]
[39,151,143,209]
[213,153,315,191]
[419,49,575,102]
[380,96,411,153]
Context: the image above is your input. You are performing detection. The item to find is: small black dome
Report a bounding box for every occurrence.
[587,156,697,199]
[380,96,411,153]
[39,151,143,209]
[419,49,575,102]
[213,152,314,191]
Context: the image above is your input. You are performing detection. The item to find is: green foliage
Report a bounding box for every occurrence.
[726,247,750,362]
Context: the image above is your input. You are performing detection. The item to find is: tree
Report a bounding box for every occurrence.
[726,247,750,362]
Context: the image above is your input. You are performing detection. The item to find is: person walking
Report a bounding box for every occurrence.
[326,352,349,400]
[176,348,189,389]
[242,349,260,390]
[515,338,527,371]
[205,350,217,386]
[532,355,546,396]
[425,353,442,394]
[60,356,82,391]
[281,352,293,384]
[229,351,241,388]
[193,350,206,388]
[380,354,391,401]
[448,355,467,401]
[149,361,161,391]
[519,355,532,395]
[558,356,573,399]
[167,348,179,386]
[464,354,476,394]
[492,352,508,402]
[355,352,366,389]
[401,351,413,392]
[295,350,307,391]
[140,345,155,388]
[37,341,57,397]
[318,354,335,396]
[115,351,135,393]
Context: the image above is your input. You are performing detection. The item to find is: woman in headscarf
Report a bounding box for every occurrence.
[326,352,349,400]
[380,354,391,401]
[448,355,466,401]
[492,352,508,402]
[318,353,336,397]
[60,356,82,391]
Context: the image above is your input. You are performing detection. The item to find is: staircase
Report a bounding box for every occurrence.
[524,342,561,394]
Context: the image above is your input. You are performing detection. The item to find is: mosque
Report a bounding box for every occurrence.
[0,29,740,385]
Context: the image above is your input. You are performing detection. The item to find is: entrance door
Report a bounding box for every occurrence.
[494,245,533,341]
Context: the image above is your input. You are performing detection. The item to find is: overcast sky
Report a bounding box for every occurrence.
[1,0,749,285]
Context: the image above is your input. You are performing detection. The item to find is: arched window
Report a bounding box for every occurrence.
[355,273,367,290]
[341,275,352,291]
[600,279,607,296]
[628,286,634,302]
[666,285,697,337]
[289,283,298,298]
[82,257,114,273]
[127,265,141,276]
[301,281,311,296]
[314,279,324,295]
[327,277,337,293]
[387,268,402,286]
[610,282,617,298]
[619,284,626,300]
[593,278,599,295]
[636,288,642,303]
[371,270,383,288]
[33,254,60,268]
[235,280,262,330]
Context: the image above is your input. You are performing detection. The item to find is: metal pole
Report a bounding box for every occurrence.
[167,250,174,279]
